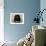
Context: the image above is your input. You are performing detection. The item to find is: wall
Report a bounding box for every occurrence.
[40,0,46,27]
[0,0,4,42]
[4,0,40,42]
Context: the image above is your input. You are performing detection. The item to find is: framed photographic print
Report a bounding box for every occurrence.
[10,13,24,24]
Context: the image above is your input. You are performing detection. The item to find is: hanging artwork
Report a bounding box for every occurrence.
[10,13,24,24]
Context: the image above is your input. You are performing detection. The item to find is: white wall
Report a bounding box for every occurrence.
[0,0,4,42]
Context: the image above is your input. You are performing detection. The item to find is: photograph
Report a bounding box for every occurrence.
[10,13,24,24]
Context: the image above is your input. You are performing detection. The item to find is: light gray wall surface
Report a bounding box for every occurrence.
[40,0,46,27]
[4,0,40,42]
